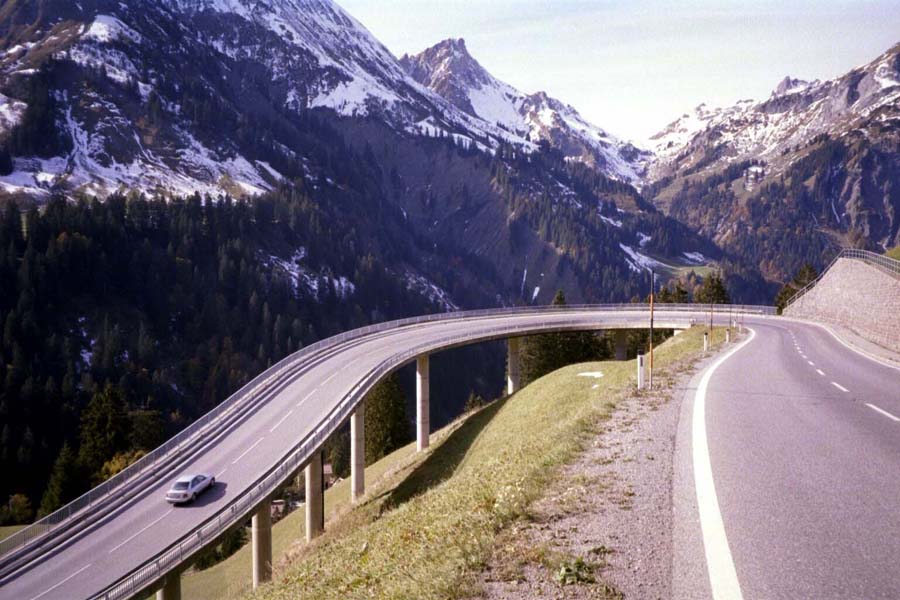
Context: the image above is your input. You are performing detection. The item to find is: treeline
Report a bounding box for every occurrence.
[0,189,437,522]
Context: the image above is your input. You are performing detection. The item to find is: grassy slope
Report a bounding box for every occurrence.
[246,325,724,600]
[0,524,25,540]
[886,246,900,261]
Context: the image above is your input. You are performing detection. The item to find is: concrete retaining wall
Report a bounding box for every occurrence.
[785,258,900,352]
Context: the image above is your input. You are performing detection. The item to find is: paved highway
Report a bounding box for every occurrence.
[0,307,712,600]
[674,320,900,599]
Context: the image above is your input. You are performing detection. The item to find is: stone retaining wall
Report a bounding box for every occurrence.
[785,258,900,352]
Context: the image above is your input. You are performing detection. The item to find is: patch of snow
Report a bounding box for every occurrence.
[599,214,623,228]
[620,243,665,273]
[577,371,604,379]
[531,286,540,302]
[404,271,458,311]
[637,232,651,247]
[83,15,142,44]
[683,251,707,264]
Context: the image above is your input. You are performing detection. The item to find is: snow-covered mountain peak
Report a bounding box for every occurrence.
[771,76,819,97]
[401,39,651,185]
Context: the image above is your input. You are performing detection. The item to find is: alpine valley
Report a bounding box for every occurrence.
[0,0,897,510]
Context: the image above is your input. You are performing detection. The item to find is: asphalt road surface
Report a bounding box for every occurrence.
[674,320,900,599]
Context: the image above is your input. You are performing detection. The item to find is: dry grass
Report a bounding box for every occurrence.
[245,325,725,600]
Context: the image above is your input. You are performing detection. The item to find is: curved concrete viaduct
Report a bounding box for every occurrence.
[0,304,777,599]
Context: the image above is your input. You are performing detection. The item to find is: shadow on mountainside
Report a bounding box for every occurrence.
[381,396,508,512]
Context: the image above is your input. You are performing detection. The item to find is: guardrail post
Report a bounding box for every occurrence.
[614,330,628,360]
[507,337,521,394]
[416,355,430,451]
[350,404,365,502]
[156,572,181,600]
[252,501,272,588]
[305,452,324,542]
[636,353,646,390]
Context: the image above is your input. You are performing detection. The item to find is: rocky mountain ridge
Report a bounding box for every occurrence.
[400,38,651,186]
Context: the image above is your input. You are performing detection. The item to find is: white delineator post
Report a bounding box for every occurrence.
[416,355,430,451]
[156,573,181,600]
[507,337,521,394]
[637,353,646,390]
[350,403,365,502]
[703,332,710,352]
[305,452,323,542]
[251,501,272,588]
[725,328,731,343]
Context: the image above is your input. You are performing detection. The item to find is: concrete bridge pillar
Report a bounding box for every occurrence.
[416,356,430,451]
[251,501,272,588]
[305,451,324,542]
[614,330,628,361]
[507,337,521,394]
[156,573,181,600]
[350,403,365,502]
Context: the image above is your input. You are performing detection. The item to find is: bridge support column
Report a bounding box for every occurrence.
[416,356,430,451]
[351,403,365,502]
[305,451,324,542]
[252,501,272,588]
[156,573,181,600]
[507,337,521,394]
[614,330,628,361]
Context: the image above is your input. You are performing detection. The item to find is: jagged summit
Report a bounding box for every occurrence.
[401,38,651,185]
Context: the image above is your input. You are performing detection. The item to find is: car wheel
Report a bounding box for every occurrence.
[191,493,196,502]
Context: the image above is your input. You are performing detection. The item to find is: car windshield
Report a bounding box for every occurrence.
[173,482,189,490]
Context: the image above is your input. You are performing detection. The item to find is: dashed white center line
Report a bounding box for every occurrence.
[321,371,340,385]
[29,563,93,600]
[807,360,815,366]
[297,389,316,407]
[816,369,825,376]
[109,509,174,553]
[232,437,264,465]
[270,409,294,432]
[831,382,850,393]
[866,403,900,422]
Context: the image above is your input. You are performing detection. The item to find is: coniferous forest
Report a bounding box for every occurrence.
[0,190,450,520]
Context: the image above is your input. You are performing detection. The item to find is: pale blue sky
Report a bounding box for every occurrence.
[340,0,900,143]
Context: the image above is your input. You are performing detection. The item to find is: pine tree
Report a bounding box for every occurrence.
[39,443,80,517]
[364,374,409,464]
[695,273,730,305]
[78,385,131,477]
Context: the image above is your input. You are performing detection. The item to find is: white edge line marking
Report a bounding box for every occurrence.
[795,319,900,373]
[816,369,825,376]
[865,403,900,422]
[831,382,849,393]
[29,563,93,600]
[693,327,754,599]
[270,409,294,433]
[232,437,264,465]
[109,509,174,553]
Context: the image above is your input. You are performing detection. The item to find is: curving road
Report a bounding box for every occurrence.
[3,306,897,600]
[674,319,900,599]
[0,306,723,600]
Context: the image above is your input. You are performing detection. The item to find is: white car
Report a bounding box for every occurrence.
[166,473,215,504]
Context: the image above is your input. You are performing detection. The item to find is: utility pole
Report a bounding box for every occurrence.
[649,270,655,389]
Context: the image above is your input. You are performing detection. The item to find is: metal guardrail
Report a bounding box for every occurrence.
[88,303,773,600]
[784,248,900,312]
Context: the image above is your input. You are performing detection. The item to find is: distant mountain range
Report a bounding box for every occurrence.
[0,0,896,290]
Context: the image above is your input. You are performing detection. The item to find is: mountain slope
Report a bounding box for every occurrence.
[400,38,651,186]
[646,42,900,279]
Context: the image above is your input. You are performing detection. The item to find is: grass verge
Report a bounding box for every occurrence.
[249,325,726,600]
